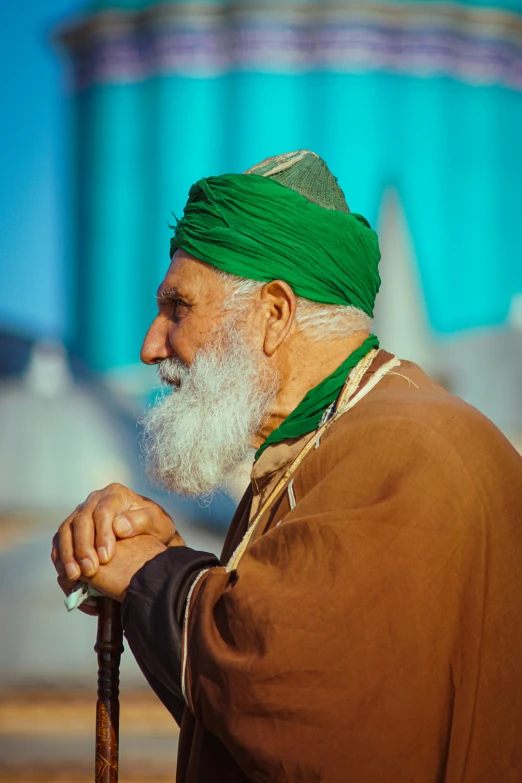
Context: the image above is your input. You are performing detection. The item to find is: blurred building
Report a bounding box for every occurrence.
[0,339,139,514]
[53,0,522,443]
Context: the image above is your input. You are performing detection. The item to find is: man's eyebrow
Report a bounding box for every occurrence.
[156,287,188,302]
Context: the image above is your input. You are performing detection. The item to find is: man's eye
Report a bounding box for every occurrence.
[172,299,188,314]
[157,293,189,315]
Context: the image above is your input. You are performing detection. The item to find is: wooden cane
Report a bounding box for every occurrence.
[94,597,124,783]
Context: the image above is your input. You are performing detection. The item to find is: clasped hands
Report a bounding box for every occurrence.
[51,483,185,613]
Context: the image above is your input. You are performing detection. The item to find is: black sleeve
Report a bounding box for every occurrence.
[121,546,221,725]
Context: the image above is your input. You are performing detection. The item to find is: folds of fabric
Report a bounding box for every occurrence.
[177,362,522,782]
[170,173,381,316]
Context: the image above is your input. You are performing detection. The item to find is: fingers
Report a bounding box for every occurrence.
[57,573,80,594]
[92,498,119,564]
[52,485,176,588]
[113,506,177,545]
[51,533,65,576]
[56,487,123,578]
[71,508,99,578]
[57,517,82,581]
[78,604,98,617]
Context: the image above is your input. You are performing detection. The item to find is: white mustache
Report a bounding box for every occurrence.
[157,357,189,386]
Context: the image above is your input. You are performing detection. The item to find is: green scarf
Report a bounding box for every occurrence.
[255,334,379,460]
[171,173,381,317]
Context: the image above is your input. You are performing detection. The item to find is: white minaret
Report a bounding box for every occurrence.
[373,187,441,378]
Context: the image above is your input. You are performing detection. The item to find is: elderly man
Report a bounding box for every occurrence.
[52,150,522,782]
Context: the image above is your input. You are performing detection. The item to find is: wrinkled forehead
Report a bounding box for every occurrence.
[158,249,225,302]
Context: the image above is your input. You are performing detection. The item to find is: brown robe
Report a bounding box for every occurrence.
[171,350,522,782]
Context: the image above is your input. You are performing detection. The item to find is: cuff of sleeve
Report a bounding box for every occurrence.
[121,546,221,702]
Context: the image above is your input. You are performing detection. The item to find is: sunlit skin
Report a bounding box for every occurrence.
[52,249,369,608]
[142,251,369,446]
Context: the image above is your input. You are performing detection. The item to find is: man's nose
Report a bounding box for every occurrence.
[141,317,173,365]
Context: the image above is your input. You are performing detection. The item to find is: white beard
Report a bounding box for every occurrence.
[141,319,280,497]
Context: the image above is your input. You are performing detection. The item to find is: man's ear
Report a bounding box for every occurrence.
[261,280,297,356]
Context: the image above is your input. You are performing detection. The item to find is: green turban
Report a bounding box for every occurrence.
[170,171,381,317]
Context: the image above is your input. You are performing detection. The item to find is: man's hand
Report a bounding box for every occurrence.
[57,535,167,604]
[51,483,184,583]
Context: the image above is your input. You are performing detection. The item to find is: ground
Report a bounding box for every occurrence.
[0,688,178,782]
